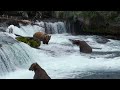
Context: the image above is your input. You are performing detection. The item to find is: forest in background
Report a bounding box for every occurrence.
[0,11,120,38]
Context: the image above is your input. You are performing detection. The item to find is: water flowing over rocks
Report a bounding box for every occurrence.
[0,18,120,79]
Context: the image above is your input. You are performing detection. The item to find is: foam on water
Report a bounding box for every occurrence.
[1,21,120,79]
[0,32,120,79]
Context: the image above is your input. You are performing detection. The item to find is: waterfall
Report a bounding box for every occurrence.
[0,32,35,76]
[35,21,67,34]
[64,19,85,35]
[1,19,120,79]
[0,20,67,76]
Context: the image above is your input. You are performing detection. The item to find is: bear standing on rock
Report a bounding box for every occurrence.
[33,32,51,44]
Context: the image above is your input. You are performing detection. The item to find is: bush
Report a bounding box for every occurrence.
[16,37,41,48]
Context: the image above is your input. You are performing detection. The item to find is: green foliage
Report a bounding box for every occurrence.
[29,39,40,48]
[16,37,41,48]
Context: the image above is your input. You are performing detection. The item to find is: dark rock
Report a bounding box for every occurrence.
[105,35,120,40]
[29,63,51,79]
[95,36,110,44]
[21,12,28,19]
[6,20,20,28]
[65,18,84,35]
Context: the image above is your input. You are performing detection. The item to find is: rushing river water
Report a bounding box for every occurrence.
[0,21,120,79]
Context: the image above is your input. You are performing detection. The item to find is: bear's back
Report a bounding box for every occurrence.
[33,32,45,40]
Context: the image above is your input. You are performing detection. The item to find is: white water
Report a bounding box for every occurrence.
[0,21,120,79]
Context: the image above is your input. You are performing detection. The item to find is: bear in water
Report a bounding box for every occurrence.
[33,32,51,44]
[69,39,92,53]
[29,63,51,79]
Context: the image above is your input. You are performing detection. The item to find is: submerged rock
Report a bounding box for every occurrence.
[95,36,110,44]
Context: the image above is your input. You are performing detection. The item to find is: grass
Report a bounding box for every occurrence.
[16,36,41,48]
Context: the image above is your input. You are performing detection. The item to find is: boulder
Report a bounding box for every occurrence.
[95,36,110,44]
[105,35,120,40]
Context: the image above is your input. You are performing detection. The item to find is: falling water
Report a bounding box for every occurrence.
[0,21,67,76]
[35,21,66,34]
[0,32,36,75]
[1,20,120,79]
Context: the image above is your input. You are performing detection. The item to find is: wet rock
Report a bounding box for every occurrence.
[21,12,28,19]
[65,17,85,35]
[105,35,120,40]
[95,36,110,44]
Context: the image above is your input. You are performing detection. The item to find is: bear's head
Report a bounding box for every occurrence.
[29,63,41,71]
[43,35,51,44]
[72,40,81,46]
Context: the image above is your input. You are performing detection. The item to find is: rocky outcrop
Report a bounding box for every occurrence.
[69,39,92,53]
[65,18,85,35]
[95,36,110,44]
[105,35,120,40]
[29,63,51,79]
[0,17,28,27]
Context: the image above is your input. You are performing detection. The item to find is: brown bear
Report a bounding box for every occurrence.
[33,32,51,44]
[79,41,92,53]
[69,39,81,46]
[29,63,51,79]
[69,39,92,53]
